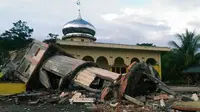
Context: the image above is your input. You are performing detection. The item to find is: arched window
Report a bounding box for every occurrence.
[112,57,126,74]
[96,56,109,70]
[82,56,94,62]
[131,58,140,63]
[146,58,157,65]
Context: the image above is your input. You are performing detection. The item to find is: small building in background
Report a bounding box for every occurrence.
[183,66,200,85]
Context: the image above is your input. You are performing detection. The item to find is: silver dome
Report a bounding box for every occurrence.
[63,18,96,32]
[62,14,96,41]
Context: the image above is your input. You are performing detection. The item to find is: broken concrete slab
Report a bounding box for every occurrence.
[160,99,165,107]
[181,96,194,101]
[119,62,175,98]
[172,101,200,111]
[70,98,95,103]
[58,97,68,104]
[153,94,168,101]
[169,86,200,92]
[69,92,95,104]
[71,92,82,99]
[16,92,43,102]
[28,99,40,106]
[124,94,144,106]
[191,93,199,101]
[59,92,69,98]
[47,97,61,104]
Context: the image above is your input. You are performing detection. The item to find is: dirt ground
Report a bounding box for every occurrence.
[0,101,89,112]
[0,100,152,112]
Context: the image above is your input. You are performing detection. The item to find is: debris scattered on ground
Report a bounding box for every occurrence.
[1,40,200,112]
[124,94,144,106]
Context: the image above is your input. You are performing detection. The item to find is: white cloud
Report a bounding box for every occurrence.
[1,0,200,47]
[101,14,120,21]
[100,0,200,46]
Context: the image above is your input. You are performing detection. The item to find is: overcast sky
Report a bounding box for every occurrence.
[1,0,200,47]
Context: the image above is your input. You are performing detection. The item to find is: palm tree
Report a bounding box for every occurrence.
[162,29,200,82]
[169,29,200,68]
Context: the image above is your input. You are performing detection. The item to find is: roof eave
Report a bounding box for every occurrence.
[56,40,170,52]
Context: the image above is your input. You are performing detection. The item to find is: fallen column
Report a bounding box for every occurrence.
[172,101,200,111]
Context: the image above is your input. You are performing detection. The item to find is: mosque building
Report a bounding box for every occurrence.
[56,6,170,77]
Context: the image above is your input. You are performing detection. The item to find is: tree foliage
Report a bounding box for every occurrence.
[0,20,34,66]
[43,33,59,44]
[0,20,33,50]
[162,29,200,83]
[137,43,156,47]
[0,37,9,66]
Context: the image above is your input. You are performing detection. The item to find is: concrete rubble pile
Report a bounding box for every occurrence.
[1,40,200,112]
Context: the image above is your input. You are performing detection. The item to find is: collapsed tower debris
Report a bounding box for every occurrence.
[1,40,121,91]
[1,40,175,102]
[5,40,200,112]
[40,55,121,92]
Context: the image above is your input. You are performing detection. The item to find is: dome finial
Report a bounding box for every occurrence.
[62,0,96,41]
[78,9,82,19]
[76,0,82,19]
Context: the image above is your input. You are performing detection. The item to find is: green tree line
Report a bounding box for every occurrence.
[0,20,58,66]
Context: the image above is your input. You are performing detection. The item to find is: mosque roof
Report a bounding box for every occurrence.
[56,40,170,52]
